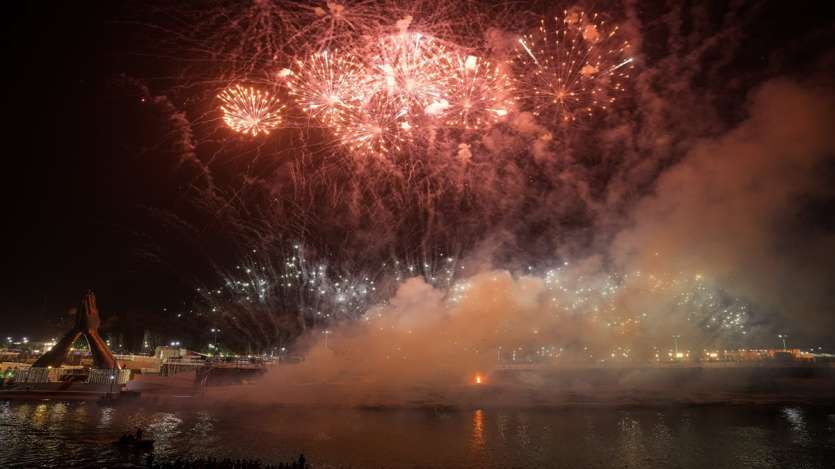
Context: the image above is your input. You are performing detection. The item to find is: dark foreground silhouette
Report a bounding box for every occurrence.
[146,453,308,469]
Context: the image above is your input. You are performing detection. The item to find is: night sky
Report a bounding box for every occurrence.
[1,3,183,336]
[1,1,834,348]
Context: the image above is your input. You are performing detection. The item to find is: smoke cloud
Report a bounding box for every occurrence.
[613,79,835,337]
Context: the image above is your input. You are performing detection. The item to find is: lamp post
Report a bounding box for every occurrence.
[778,334,788,350]
[672,335,681,358]
[210,328,221,351]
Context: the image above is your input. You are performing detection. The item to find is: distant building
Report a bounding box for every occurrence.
[154,346,188,361]
[723,348,816,363]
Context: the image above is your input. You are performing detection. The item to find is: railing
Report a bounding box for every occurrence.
[113,353,156,361]
[159,357,268,377]
[162,357,208,366]
[88,369,132,385]
[4,367,131,385]
[162,357,268,368]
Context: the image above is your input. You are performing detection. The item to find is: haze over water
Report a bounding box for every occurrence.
[2,400,834,468]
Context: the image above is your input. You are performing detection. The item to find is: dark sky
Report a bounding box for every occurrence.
[1,2,833,344]
[0,3,182,336]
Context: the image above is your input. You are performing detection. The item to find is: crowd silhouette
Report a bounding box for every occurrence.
[145,454,308,469]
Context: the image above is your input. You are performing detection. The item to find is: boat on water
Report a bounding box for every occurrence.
[114,436,154,451]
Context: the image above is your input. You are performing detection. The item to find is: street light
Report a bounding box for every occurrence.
[210,328,221,350]
[672,335,681,357]
[778,334,788,350]
[321,330,331,348]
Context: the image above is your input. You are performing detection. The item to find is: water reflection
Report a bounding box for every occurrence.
[148,412,184,457]
[471,409,486,452]
[782,406,811,444]
[617,413,646,467]
[74,402,88,419]
[783,407,806,430]
[50,402,67,423]
[32,403,48,428]
[496,412,509,444]
[192,411,216,439]
[649,412,673,466]
[515,412,531,450]
[99,407,114,428]
[0,402,833,468]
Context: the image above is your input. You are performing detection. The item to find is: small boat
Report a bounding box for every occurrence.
[113,437,154,450]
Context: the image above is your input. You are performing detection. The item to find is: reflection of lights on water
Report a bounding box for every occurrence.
[99,407,114,428]
[782,407,811,444]
[32,404,48,427]
[148,413,185,453]
[471,409,486,453]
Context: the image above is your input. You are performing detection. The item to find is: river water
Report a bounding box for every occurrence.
[1,400,834,468]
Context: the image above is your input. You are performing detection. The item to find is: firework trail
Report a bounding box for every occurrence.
[194,245,371,352]
[287,1,393,52]
[195,242,469,352]
[537,267,751,340]
[187,223,754,355]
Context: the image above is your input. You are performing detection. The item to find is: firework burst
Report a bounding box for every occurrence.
[218,84,285,136]
[284,49,368,127]
[438,54,514,130]
[514,9,633,123]
[290,1,392,51]
[332,90,411,157]
[366,31,457,119]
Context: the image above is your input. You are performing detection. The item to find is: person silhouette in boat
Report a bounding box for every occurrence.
[118,432,136,445]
